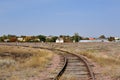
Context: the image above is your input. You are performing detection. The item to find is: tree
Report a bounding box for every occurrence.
[59,35,72,42]
[2,35,8,39]
[0,35,9,42]
[72,33,81,42]
[51,36,58,42]
[46,36,58,42]
[37,35,46,42]
[99,35,106,39]
[65,36,72,42]
[83,37,89,40]
[0,37,3,42]
[108,37,115,41]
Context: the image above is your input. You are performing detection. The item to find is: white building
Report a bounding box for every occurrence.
[56,38,64,43]
[79,39,109,42]
[115,37,120,42]
[4,39,10,42]
[17,37,24,42]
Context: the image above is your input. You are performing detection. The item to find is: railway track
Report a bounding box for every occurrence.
[0,43,95,80]
[50,49,95,80]
[62,52,94,80]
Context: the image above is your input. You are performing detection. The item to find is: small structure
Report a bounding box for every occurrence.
[56,38,64,43]
[89,38,95,40]
[4,39,10,42]
[17,37,24,42]
[115,37,120,42]
[79,39,109,42]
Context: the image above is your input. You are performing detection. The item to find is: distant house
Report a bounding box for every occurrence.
[89,38,95,40]
[79,39,109,42]
[115,37,119,40]
[17,37,24,42]
[4,39,10,42]
[56,38,64,43]
[115,37,120,42]
[97,39,109,42]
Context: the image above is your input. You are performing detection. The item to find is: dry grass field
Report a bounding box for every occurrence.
[48,42,120,80]
[0,45,54,80]
[33,42,120,80]
[0,42,120,80]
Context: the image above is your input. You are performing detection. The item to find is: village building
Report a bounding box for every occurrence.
[17,37,24,42]
[115,37,120,42]
[4,39,10,42]
[79,38,109,42]
[56,38,64,43]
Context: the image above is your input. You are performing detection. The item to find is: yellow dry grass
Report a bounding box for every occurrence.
[0,45,53,80]
[51,42,120,79]
[79,50,120,66]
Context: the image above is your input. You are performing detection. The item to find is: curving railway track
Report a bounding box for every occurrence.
[51,49,95,80]
[0,43,95,80]
[56,50,95,80]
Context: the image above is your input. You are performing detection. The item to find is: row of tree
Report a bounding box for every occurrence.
[0,33,117,42]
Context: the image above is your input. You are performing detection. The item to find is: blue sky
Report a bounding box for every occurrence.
[0,0,120,37]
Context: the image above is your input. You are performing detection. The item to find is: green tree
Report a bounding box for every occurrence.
[0,35,8,42]
[72,33,81,42]
[99,35,106,39]
[51,36,58,42]
[0,37,3,42]
[59,35,73,42]
[46,36,58,42]
[83,37,89,40]
[64,35,72,42]
[108,37,115,41]
[37,35,46,42]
